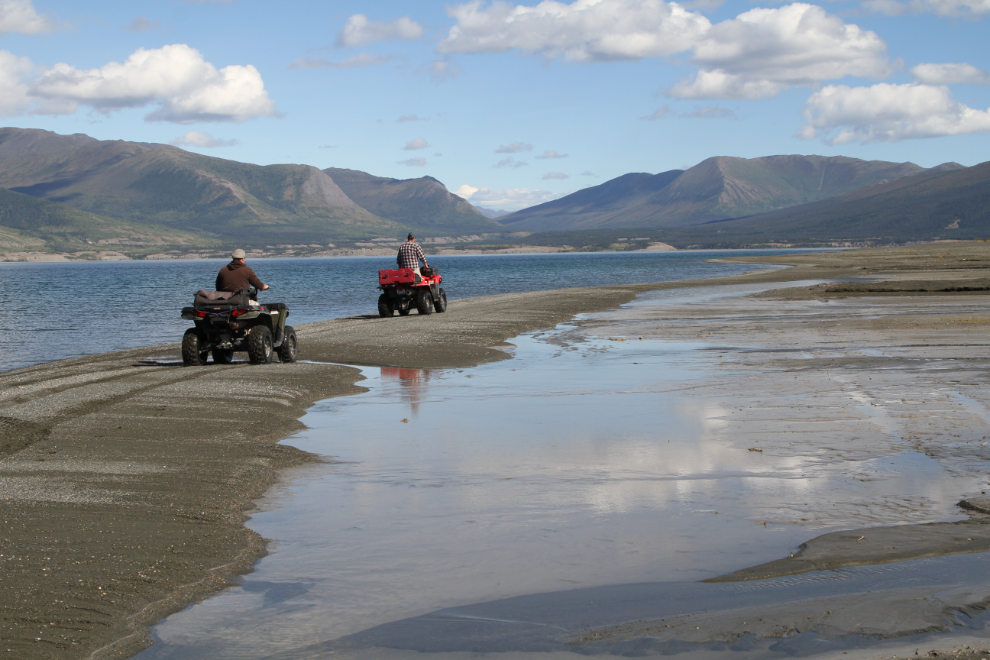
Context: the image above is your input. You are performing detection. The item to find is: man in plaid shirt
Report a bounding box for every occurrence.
[397,233,428,276]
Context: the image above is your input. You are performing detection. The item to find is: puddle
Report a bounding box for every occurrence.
[135,313,985,660]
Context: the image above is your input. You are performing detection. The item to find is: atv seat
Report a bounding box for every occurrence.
[194,289,251,308]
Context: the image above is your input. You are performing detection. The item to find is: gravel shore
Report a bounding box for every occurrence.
[3,242,990,660]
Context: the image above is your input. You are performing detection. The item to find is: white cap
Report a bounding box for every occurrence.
[231,249,246,259]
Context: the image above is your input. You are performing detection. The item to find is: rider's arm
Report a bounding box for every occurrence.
[247,268,268,290]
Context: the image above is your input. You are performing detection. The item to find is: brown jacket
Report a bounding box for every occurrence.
[216,261,264,292]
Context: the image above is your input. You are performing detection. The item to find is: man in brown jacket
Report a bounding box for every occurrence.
[216,249,269,292]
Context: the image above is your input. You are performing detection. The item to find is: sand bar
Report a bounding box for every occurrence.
[2,243,990,659]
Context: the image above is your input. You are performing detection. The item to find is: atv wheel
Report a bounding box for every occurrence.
[212,347,234,364]
[278,326,298,363]
[248,325,274,364]
[182,329,209,366]
[378,294,393,317]
[416,290,434,315]
[433,288,448,313]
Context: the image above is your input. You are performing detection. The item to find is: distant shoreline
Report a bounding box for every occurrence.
[0,241,679,263]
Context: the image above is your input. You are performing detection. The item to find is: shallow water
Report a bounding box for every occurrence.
[135,286,986,660]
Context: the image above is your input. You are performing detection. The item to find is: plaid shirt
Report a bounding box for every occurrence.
[397,241,426,269]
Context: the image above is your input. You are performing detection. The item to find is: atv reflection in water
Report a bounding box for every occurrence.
[180,287,297,365]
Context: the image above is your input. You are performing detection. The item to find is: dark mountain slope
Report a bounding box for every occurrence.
[693,160,990,243]
[323,168,504,234]
[499,155,963,231]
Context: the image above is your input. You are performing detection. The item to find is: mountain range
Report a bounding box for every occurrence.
[498,155,964,231]
[0,128,502,251]
[0,126,985,254]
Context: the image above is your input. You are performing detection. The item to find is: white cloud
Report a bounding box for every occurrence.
[863,0,990,16]
[439,1,892,101]
[169,130,238,148]
[496,141,532,153]
[439,0,712,61]
[29,44,278,123]
[454,185,564,212]
[910,62,990,85]
[681,105,735,118]
[671,3,892,99]
[0,50,33,117]
[642,105,669,120]
[535,149,567,158]
[580,171,595,176]
[336,14,424,47]
[542,171,569,179]
[126,15,161,32]
[404,137,428,150]
[799,83,990,144]
[289,53,395,69]
[0,0,55,35]
[399,157,427,166]
[495,156,528,168]
[421,57,460,82]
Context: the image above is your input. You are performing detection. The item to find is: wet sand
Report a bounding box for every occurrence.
[3,242,990,659]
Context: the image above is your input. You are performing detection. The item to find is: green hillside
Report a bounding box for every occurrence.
[0,187,217,253]
[0,128,405,245]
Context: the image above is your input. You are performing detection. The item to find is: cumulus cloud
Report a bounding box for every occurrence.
[438,1,892,100]
[670,3,892,99]
[798,83,990,144]
[535,149,567,158]
[542,171,569,179]
[399,157,427,166]
[169,130,238,148]
[336,14,424,47]
[288,53,395,69]
[496,141,532,153]
[453,184,564,211]
[642,105,670,120]
[28,44,278,123]
[0,0,56,35]
[439,0,712,61]
[862,0,990,16]
[681,105,735,118]
[0,50,34,117]
[404,137,429,150]
[126,15,161,32]
[910,62,990,85]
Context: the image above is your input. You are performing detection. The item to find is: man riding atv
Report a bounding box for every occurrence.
[397,233,428,276]
[217,249,269,293]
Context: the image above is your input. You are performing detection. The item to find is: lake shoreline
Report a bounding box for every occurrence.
[2,242,990,660]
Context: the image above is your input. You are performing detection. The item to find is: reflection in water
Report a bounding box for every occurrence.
[380,367,431,416]
[136,321,983,660]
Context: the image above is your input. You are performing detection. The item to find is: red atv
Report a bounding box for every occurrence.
[378,267,447,317]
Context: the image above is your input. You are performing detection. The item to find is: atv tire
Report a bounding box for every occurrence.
[212,347,234,364]
[378,294,393,317]
[416,290,434,315]
[278,326,298,363]
[248,325,274,364]
[182,329,209,366]
[433,288,447,313]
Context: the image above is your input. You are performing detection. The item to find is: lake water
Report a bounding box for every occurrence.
[0,250,794,373]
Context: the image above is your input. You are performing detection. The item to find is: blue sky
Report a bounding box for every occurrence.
[1,0,988,211]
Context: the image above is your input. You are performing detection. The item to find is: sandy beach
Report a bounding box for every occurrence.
[3,242,990,660]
